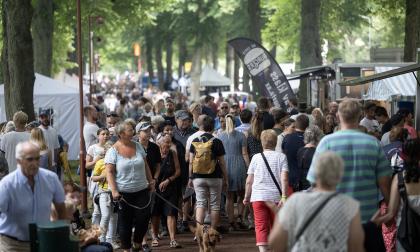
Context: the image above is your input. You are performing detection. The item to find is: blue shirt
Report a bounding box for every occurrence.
[0,167,65,241]
[235,123,251,134]
[214,116,242,131]
[104,142,148,193]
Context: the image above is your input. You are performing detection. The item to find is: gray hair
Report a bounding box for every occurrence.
[151,115,165,125]
[304,125,324,145]
[114,121,133,137]
[16,141,40,160]
[315,152,344,188]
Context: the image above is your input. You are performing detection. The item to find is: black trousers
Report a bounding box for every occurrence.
[119,189,151,249]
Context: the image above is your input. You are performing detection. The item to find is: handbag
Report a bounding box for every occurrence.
[261,152,282,195]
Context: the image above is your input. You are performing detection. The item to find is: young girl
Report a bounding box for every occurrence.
[85,127,110,226]
[91,143,118,249]
[30,127,52,170]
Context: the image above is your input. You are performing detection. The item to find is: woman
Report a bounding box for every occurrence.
[324,113,337,135]
[296,125,324,191]
[243,129,289,252]
[312,108,325,131]
[275,119,295,153]
[269,152,364,252]
[86,128,110,226]
[30,127,52,170]
[189,102,202,130]
[217,114,250,230]
[216,111,228,135]
[247,112,264,160]
[375,139,420,252]
[151,135,182,248]
[105,121,155,252]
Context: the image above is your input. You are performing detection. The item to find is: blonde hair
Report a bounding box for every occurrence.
[225,114,235,134]
[315,152,344,188]
[338,99,361,124]
[30,128,48,151]
[13,111,28,127]
[261,129,277,149]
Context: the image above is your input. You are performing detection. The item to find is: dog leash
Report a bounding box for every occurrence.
[118,193,153,210]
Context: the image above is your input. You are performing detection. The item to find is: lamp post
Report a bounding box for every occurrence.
[88,15,103,104]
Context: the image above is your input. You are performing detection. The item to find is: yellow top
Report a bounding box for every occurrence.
[92,159,108,190]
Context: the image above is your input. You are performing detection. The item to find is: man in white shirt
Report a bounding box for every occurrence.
[83,105,99,151]
[359,102,380,138]
[0,111,30,173]
[38,109,60,174]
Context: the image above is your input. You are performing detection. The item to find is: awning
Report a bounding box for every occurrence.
[286,66,335,81]
[338,63,420,86]
[363,66,417,100]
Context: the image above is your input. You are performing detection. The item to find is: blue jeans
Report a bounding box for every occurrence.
[98,190,118,243]
[81,242,113,252]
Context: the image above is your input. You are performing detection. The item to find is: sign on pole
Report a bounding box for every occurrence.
[228,37,296,109]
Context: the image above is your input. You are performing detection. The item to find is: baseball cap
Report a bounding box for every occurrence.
[135,121,152,133]
[175,110,190,120]
[39,109,49,116]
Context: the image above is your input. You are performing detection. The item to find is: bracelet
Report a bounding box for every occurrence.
[281,195,287,199]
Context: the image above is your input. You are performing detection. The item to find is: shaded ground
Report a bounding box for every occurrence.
[116,229,257,252]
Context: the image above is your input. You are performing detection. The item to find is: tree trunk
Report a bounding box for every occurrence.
[212,42,218,70]
[32,0,53,76]
[225,44,233,78]
[403,0,420,62]
[165,40,173,89]
[299,0,322,102]
[233,54,240,90]
[155,41,164,90]
[270,45,277,61]
[178,40,187,77]
[247,0,262,96]
[243,67,250,93]
[2,0,35,121]
[190,46,202,102]
[145,30,154,83]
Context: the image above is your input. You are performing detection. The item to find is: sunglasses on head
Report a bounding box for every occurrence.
[24,156,40,162]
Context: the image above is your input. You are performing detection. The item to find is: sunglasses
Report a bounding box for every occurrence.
[221,107,228,109]
[24,156,40,162]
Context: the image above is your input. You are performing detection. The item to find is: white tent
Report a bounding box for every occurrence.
[0,73,83,160]
[200,66,231,87]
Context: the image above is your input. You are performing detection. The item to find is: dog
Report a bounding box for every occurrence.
[189,223,221,252]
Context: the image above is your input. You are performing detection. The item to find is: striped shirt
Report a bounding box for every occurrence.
[306,129,391,223]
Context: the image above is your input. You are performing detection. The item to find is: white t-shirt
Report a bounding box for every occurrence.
[247,150,288,202]
[83,121,99,151]
[0,131,30,172]
[185,130,204,155]
[360,117,380,133]
[39,126,60,166]
[380,131,391,146]
[87,144,105,160]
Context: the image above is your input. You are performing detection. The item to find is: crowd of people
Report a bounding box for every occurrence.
[0,86,419,252]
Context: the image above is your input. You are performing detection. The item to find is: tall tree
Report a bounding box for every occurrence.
[145,29,154,82]
[155,41,164,90]
[403,0,420,62]
[2,0,35,120]
[166,39,173,88]
[32,0,53,76]
[225,44,233,78]
[247,0,262,95]
[178,40,187,77]
[300,0,322,68]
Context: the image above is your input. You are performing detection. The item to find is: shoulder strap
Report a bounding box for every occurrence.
[294,192,339,243]
[397,171,407,201]
[261,153,282,195]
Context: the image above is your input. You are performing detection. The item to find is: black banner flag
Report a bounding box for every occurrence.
[228,37,296,110]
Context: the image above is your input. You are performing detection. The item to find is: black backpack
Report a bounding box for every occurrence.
[397,171,420,252]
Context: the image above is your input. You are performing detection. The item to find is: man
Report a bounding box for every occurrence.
[307,99,391,223]
[375,106,389,134]
[282,114,309,192]
[173,110,197,148]
[271,108,289,135]
[83,105,99,151]
[0,111,30,173]
[287,97,299,116]
[39,110,60,175]
[188,115,228,231]
[359,102,380,138]
[214,102,241,130]
[163,98,176,126]
[235,109,252,135]
[258,97,275,130]
[380,113,405,146]
[0,141,66,251]
[328,101,339,115]
[202,95,217,119]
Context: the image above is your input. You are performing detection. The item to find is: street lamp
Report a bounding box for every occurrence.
[88,15,103,104]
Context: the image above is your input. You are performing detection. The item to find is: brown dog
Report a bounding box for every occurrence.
[189,223,221,252]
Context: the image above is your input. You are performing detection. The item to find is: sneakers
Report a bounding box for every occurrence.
[169,240,182,248]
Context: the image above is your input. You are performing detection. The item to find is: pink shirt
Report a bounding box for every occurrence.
[405,124,418,139]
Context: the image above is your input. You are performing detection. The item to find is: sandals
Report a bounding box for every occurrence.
[170,240,182,248]
[152,238,159,247]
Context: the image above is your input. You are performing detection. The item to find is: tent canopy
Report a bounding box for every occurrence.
[200,66,231,87]
[0,73,83,160]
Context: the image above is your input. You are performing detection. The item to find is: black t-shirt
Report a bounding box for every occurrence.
[262,111,275,130]
[297,146,316,175]
[282,131,305,185]
[163,115,176,126]
[144,141,162,176]
[190,133,225,178]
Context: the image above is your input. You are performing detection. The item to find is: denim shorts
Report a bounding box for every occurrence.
[193,178,222,211]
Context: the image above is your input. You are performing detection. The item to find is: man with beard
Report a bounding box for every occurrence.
[38,109,60,175]
[83,106,100,150]
[163,98,176,126]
